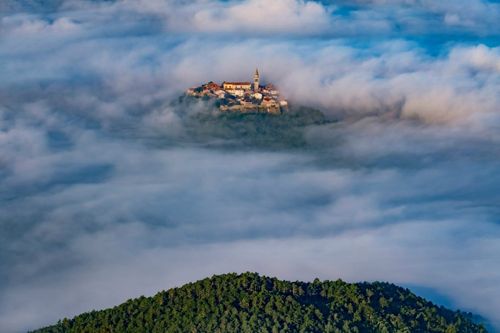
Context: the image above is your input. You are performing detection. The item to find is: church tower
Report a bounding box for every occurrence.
[253,68,260,92]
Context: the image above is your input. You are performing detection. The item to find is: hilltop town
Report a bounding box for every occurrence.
[186,69,288,114]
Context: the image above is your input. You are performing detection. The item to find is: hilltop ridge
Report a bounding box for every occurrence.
[32,272,487,333]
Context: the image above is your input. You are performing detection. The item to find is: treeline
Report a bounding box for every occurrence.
[32,272,487,333]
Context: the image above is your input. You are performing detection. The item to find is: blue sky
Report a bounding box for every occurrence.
[1,1,500,332]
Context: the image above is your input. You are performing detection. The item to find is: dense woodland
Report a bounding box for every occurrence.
[177,96,331,149]
[33,272,487,333]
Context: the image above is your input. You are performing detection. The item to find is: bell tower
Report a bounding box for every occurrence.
[253,68,260,92]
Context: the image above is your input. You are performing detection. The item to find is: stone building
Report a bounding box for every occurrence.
[222,82,252,93]
[253,68,260,92]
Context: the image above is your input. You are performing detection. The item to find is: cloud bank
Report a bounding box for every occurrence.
[1,1,500,332]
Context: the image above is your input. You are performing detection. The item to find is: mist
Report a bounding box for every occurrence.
[1,0,500,332]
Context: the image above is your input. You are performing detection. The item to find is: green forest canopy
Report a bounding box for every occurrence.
[32,272,487,333]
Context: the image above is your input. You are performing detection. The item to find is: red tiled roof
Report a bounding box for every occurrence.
[205,82,220,87]
[223,82,251,85]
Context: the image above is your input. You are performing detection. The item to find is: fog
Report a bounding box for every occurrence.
[1,1,500,332]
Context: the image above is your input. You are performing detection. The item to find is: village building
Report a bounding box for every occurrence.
[186,69,288,114]
[252,92,263,100]
[204,81,221,91]
[222,82,252,93]
[214,90,226,99]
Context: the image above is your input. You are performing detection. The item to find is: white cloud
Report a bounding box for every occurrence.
[188,0,331,34]
[98,0,333,36]
[1,16,79,36]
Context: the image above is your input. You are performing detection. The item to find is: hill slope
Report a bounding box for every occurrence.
[32,273,486,333]
[185,105,329,149]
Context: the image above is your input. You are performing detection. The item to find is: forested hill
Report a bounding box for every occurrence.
[32,272,487,333]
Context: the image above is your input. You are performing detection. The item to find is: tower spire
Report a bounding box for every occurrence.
[253,68,260,92]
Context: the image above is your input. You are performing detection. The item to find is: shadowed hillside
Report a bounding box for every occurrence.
[32,273,487,333]
[182,102,332,149]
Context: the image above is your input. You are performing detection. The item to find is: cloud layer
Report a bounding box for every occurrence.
[1,1,500,332]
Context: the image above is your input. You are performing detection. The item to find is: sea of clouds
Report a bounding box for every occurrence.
[1,0,500,332]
